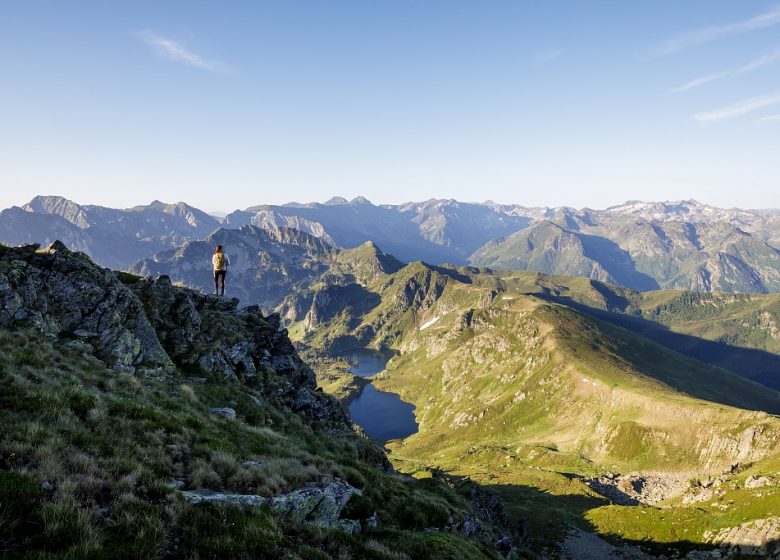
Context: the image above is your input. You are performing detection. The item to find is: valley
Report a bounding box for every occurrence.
[279,245,780,557]
[4,197,780,557]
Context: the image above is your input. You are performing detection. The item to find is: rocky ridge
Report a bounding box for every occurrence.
[0,240,348,428]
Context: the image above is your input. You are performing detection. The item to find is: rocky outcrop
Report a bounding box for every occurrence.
[704,517,780,557]
[0,242,171,369]
[393,269,447,312]
[182,478,363,532]
[583,472,691,506]
[0,241,349,429]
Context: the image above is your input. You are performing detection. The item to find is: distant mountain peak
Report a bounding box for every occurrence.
[323,196,348,205]
[349,196,372,205]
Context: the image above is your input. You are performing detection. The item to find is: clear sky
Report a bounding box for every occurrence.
[1,1,778,212]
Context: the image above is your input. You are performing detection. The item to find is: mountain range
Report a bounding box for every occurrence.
[4,200,780,555]
[0,196,220,269]
[5,195,780,294]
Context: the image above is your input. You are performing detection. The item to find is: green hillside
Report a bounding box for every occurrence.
[509,273,780,390]
[285,257,780,554]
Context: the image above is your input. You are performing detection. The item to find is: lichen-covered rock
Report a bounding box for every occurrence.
[0,242,171,368]
[208,407,237,419]
[182,490,268,507]
[269,478,360,528]
[181,478,361,531]
[0,241,350,430]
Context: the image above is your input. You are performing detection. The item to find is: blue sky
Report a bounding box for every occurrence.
[1,1,778,211]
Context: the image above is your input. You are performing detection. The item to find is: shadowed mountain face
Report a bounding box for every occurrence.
[470,207,780,293]
[515,275,780,391]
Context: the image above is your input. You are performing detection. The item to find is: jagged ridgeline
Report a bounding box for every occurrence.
[0,242,528,559]
[130,225,339,309]
[283,250,780,554]
[6,195,780,295]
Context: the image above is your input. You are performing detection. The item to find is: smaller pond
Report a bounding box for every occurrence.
[340,349,392,377]
[339,349,419,443]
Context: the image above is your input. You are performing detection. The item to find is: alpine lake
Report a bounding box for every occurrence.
[340,349,419,443]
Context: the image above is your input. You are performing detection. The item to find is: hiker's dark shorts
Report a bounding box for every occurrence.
[214,269,226,287]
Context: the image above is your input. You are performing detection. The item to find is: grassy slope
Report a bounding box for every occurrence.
[510,272,780,388]
[289,262,780,551]
[378,295,780,471]
[0,329,511,560]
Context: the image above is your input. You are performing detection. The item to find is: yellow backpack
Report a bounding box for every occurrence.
[214,252,226,269]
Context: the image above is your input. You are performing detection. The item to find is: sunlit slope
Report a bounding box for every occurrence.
[283,258,780,472]
[504,272,780,389]
[376,292,780,474]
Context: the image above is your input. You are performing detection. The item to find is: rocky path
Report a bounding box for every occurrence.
[558,527,655,560]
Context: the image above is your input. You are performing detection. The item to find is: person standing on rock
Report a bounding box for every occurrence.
[212,245,230,296]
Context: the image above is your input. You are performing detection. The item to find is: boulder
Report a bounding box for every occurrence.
[181,478,361,531]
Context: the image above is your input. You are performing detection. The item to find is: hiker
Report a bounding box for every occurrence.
[212,245,230,296]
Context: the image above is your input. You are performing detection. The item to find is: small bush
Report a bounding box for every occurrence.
[176,503,285,559]
[210,451,240,480]
[391,495,450,530]
[67,390,97,420]
[188,459,222,489]
[106,497,168,559]
[179,384,198,403]
[116,271,143,285]
[12,347,50,368]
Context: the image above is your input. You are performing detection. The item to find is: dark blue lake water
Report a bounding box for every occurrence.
[340,349,392,378]
[341,350,419,443]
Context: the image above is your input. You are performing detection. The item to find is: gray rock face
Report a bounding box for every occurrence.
[181,478,362,531]
[208,407,237,419]
[270,478,359,527]
[129,275,349,426]
[583,472,691,506]
[183,490,268,507]
[0,242,171,368]
[0,241,350,429]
